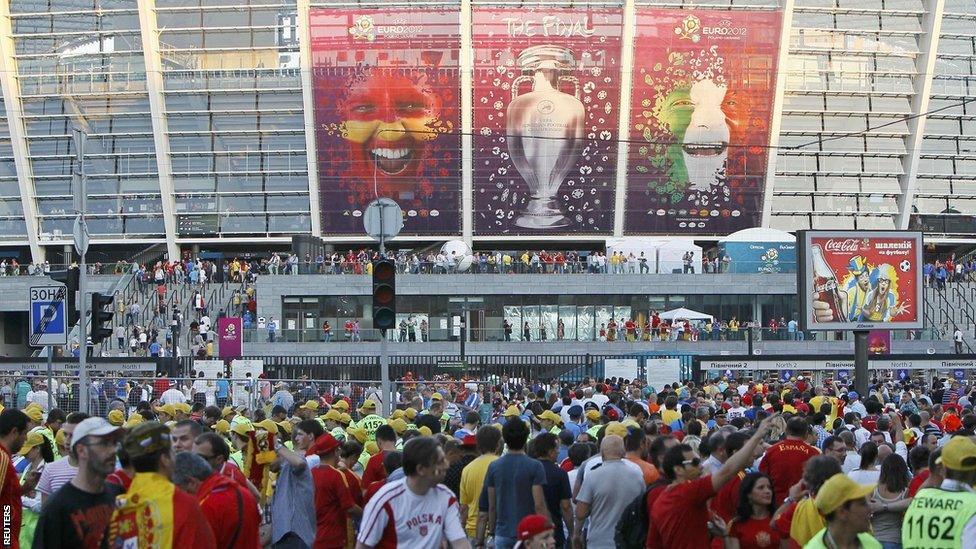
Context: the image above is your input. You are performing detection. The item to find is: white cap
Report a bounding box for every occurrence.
[71,417,122,450]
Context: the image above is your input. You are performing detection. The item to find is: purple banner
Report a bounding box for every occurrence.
[218,317,243,359]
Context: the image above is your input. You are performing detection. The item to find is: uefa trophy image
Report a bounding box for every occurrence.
[506,45,585,229]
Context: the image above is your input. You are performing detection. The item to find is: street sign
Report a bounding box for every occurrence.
[363,198,403,241]
[73,215,89,257]
[29,284,68,347]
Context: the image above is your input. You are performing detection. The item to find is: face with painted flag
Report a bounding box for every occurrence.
[338,72,441,193]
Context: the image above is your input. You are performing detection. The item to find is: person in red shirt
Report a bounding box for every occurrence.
[0,410,28,549]
[172,452,261,548]
[759,416,819,501]
[362,425,397,488]
[193,431,262,501]
[722,473,781,549]
[647,413,778,549]
[310,433,362,549]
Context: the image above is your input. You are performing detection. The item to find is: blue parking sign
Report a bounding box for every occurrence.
[29,285,68,346]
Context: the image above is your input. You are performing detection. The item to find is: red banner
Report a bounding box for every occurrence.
[801,231,923,331]
[310,9,461,235]
[626,10,782,234]
[472,8,623,235]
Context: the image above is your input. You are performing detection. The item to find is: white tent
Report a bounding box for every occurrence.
[720,227,796,243]
[605,237,664,260]
[655,239,702,274]
[659,307,713,321]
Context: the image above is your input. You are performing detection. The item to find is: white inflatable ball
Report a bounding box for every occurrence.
[456,255,473,272]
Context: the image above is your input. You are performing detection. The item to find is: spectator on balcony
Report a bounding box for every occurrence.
[523,322,531,342]
[322,320,332,343]
[351,320,361,342]
[503,320,512,342]
[268,316,278,343]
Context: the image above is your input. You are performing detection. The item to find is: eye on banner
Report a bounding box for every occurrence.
[310,9,461,235]
[472,8,624,235]
[626,10,782,234]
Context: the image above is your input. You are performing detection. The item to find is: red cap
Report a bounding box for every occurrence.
[460,434,477,448]
[517,514,553,541]
[308,433,340,456]
[605,408,620,421]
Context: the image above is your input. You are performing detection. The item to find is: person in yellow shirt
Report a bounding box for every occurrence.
[661,395,681,427]
[460,426,502,539]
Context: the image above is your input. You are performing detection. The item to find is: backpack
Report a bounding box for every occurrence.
[615,479,664,549]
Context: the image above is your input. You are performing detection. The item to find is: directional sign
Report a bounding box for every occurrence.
[29,285,68,347]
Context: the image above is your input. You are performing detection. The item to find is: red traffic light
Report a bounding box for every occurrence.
[373,260,395,281]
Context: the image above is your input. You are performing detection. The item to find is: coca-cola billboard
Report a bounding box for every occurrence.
[798,231,923,331]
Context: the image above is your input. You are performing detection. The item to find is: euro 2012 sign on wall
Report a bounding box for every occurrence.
[797,231,924,331]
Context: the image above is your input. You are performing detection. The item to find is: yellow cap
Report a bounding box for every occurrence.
[175,403,192,414]
[332,400,350,412]
[404,408,418,420]
[221,406,234,418]
[123,413,144,429]
[537,410,562,425]
[365,441,379,456]
[214,419,230,434]
[431,392,443,401]
[359,400,377,413]
[255,419,278,435]
[54,428,67,448]
[390,409,405,420]
[503,405,521,418]
[418,426,432,437]
[23,407,42,422]
[107,410,125,426]
[276,421,293,435]
[300,400,319,411]
[155,404,177,418]
[24,402,42,413]
[18,432,44,456]
[604,421,628,439]
[815,473,876,515]
[339,413,352,425]
[937,436,976,471]
[322,410,343,422]
[231,422,254,437]
[388,418,408,435]
[346,426,368,444]
[585,410,602,422]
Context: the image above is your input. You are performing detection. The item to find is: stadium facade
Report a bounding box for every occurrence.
[0,0,972,264]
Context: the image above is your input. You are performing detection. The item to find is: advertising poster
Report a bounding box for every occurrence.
[798,231,923,331]
[626,10,782,234]
[718,241,797,274]
[472,8,623,234]
[310,9,461,234]
[217,317,243,359]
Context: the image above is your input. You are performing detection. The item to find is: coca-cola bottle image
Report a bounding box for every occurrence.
[811,245,845,322]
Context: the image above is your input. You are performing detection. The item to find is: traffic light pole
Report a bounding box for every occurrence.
[73,128,89,414]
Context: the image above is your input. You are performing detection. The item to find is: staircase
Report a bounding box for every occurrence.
[924,281,976,353]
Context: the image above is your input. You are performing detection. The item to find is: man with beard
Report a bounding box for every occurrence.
[33,417,123,547]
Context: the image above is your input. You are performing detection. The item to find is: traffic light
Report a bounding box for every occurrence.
[48,266,80,326]
[90,292,114,345]
[371,259,396,332]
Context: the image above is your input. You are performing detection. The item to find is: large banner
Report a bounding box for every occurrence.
[310,9,461,234]
[626,10,782,234]
[217,317,243,359]
[798,231,924,331]
[472,8,623,234]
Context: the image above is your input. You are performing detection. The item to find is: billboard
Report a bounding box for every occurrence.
[717,240,796,274]
[310,9,461,235]
[626,10,782,234]
[472,8,623,235]
[798,231,923,331]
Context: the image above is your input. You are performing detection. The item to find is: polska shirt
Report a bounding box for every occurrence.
[357,479,466,549]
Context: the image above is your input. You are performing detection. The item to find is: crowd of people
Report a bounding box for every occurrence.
[1,369,976,548]
[923,255,976,290]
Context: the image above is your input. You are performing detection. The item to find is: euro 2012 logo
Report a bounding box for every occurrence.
[348,15,376,41]
[674,15,702,42]
[760,248,780,273]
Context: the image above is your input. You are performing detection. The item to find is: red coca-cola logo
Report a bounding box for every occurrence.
[823,239,865,253]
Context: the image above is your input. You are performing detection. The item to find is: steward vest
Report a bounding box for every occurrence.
[902,487,976,548]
